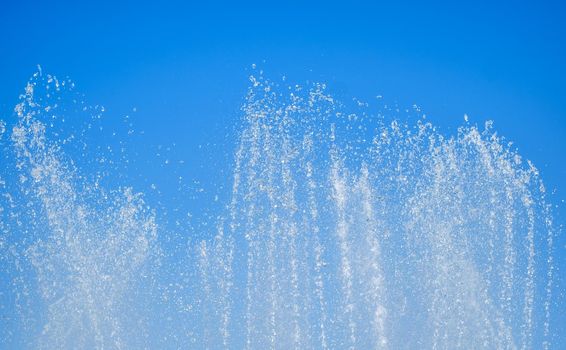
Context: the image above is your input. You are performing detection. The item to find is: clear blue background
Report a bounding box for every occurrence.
[1,0,565,346]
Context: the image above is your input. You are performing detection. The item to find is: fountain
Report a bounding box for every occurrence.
[0,70,556,349]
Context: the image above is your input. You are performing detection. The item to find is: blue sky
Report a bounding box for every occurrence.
[1,0,565,346]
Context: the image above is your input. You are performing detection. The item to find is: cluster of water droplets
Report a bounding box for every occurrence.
[0,70,556,349]
[1,71,157,349]
[193,73,554,349]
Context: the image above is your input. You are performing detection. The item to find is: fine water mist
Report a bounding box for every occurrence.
[0,70,556,349]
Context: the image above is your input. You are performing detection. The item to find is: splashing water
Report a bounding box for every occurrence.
[0,70,556,349]
[1,72,157,349]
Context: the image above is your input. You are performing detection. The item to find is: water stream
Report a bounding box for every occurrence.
[0,70,555,349]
